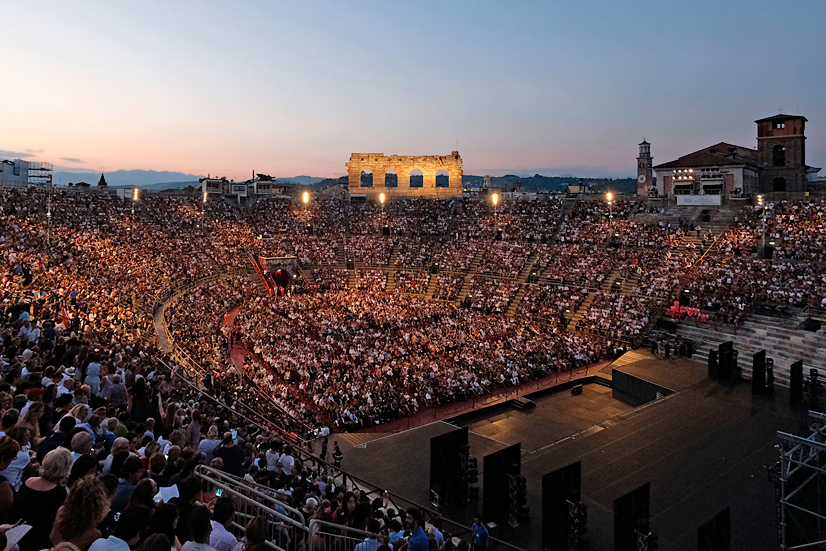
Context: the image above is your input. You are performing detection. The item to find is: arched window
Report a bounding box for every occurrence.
[360,169,373,187]
[772,145,786,167]
[409,168,423,188]
[385,170,398,188]
[436,169,450,188]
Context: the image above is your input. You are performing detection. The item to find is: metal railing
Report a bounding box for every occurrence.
[195,465,307,551]
[308,520,383,551]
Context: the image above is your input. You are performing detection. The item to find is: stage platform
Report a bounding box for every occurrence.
[335,351,810,551]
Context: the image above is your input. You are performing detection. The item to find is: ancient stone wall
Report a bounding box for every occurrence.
[346,151,463,198]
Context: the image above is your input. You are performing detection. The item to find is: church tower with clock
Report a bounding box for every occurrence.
[637,139,653,196]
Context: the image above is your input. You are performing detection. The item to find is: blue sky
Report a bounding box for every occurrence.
[1,0,824,179]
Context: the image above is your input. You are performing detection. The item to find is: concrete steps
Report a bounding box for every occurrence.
[517,253,537,282]
[567,293,595,332]
[385,268,397,293]
[336,242,346,268]
[505,283,527,317]
[674,318,826,388]
[456,250,484,303]
[347,270,356,289]
[424,274,439,300]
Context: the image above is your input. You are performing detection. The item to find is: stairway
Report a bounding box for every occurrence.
[505,283,528,317]
[620,271,640,295]
[517,253,537,282]
[601,266,622,293]
[385,269,397,292]
[424,274,439,300]
[674,313,826,387]
[336,242,346,268]
[298,266,315,286]
[456,250,484,303]
[347,270,357,289]
[566,292,595,332]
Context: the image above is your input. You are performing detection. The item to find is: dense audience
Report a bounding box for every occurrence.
[3,184,826,551]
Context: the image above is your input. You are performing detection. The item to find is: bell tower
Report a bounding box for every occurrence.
[637,140,653,196]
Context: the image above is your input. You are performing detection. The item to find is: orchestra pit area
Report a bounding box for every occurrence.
[1,186,825,550]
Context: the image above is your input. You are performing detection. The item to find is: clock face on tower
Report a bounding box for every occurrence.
[637,175,647,184]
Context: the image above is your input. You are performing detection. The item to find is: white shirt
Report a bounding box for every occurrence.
[89,536,132,551]
[280,454,294,476]
[265,450,280,472]
[0,450,30,488]
[209,521,238,551]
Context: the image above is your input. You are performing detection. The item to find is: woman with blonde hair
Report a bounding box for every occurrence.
[11,447,72,551]
[50,475,110,551]
[16,402,45,444]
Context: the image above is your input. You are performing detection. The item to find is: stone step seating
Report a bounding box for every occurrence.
[675,316,826,387]
[517,253,537,282]
[566,293,595,332]
[424,273,439,300]
[456,250,484,304]
[385,268,397,293]
[347,270,357,289]
[336,243,346,268]
[505,283,528,317]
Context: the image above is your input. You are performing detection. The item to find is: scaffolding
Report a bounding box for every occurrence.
[775,410,826,549]
[27,161,53,185]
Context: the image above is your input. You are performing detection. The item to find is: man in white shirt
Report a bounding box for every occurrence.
[182,505,218,551]
[279,445,295,479]
[89,505,152,551]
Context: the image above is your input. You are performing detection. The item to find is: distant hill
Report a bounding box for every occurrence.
[113,181,199,191]
[275,176,325,186]
[57,169,204,188]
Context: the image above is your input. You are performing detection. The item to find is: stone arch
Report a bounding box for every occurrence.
[385,169,398,187]
[346,152,462,198]
[409,168,424,188]
[360,169,373,187]
[436,168,449,188]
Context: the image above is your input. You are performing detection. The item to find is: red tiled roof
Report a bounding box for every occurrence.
[755,114,807,123]
[653,142,757,170]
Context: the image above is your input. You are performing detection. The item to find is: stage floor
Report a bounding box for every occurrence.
[334,353,809,550]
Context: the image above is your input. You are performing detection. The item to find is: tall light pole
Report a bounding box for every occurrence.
[202,190,208,232]
[46,179,53,244]
[606,192,614,229]
[757,194,766,255]
[301,191,311,234]
[379,192,386,234]
[132,187,140,242]
[492,191,499,218]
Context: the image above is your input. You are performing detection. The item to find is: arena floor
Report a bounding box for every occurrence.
[336,353,810,551]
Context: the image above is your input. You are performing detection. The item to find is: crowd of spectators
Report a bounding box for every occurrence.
[394,271,430,295]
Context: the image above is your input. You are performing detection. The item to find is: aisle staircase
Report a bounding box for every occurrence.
[456,250,484,303]
[424,274,439,300]
[517,253,537,282]
[566,292,595,332]
[674,313,826,387]
[336,242,346,268]
[347,270,357,289]
[385,269,397,292]
[506,283,528,317]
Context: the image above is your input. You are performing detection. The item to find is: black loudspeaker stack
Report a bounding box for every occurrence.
[790,361,804,407]
[708,349,718,380]
[752,350,766,395]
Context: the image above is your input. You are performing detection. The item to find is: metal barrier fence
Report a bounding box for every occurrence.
[308,520,383,551]
[195,465,308,551]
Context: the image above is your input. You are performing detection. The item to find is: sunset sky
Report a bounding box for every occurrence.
[2,1,825,180]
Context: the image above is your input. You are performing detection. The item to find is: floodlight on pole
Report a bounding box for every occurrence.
[491,192,499,207]
[202,191,208,204]
[302,191,310,204]
[379,192,386,205]
[606,192,614,229]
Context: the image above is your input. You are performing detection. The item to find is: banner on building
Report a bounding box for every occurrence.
[676,195,721,206]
